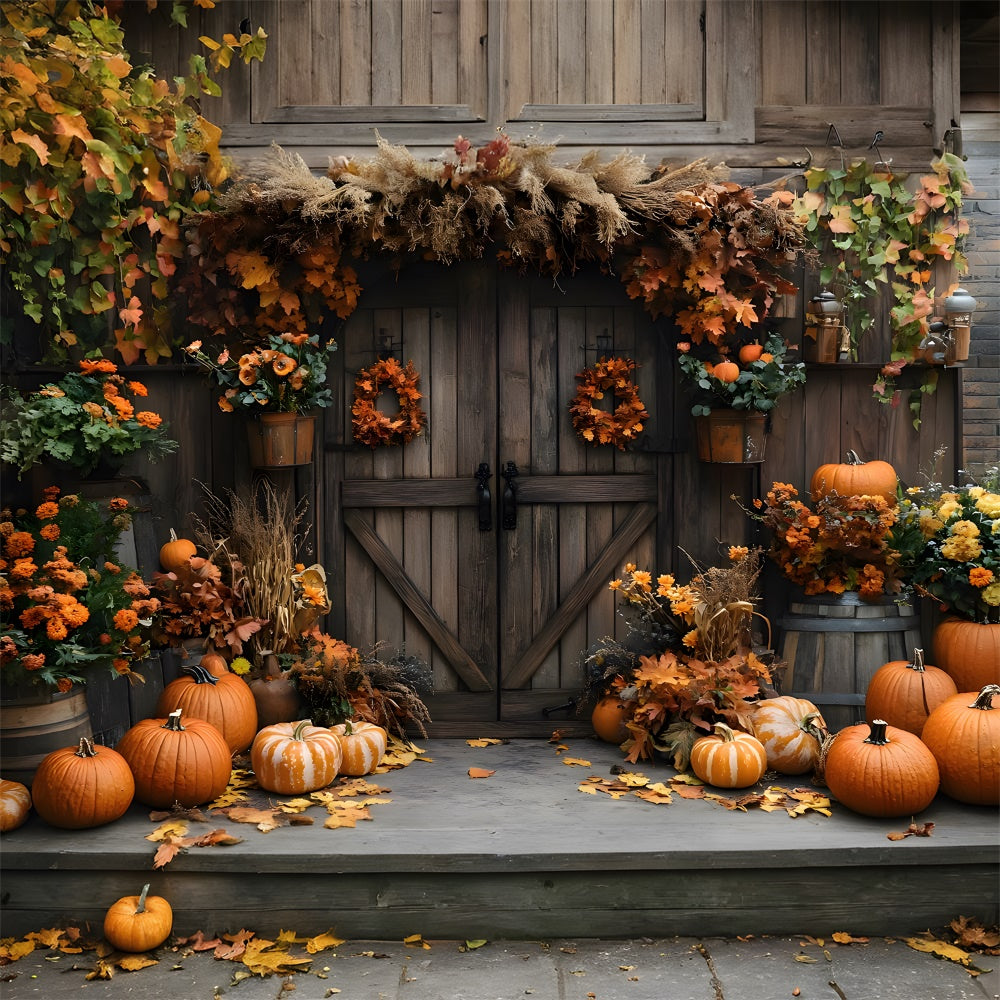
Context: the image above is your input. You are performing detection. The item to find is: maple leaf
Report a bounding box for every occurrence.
[950,917,1000,951]
[323,805,372,829]
[561,757,592,767]
[215,929,255,961]
[241,939,312,976]
[147,820,189,842]
[227,249,276,289]
[118,955,158,971]
[466,737,505,747]
[306,930,346,954]
[175,930,222,951]
[152,839,182,869]
[218,806,286,833]
[11,128,50,165]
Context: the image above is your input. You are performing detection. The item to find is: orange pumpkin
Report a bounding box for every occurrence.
[713,360,740,383]
[252,720,342,794]
[116,709,232,809]
[750,696,828,775]
[156,661,258,753]
[31,737,135,829]
[690,724,767,788]
[104,883,173,953]
[810,450,897,502]
[738,343,764,364]
[0,779,31,833]
[822,719,939,817]
[920,685,1000,805]
[330,721,388,776]
[198,652,230,679]
[158,529,197,572]
[591,696,631,744]
[865,648,958,737]
[932,619,1000,692]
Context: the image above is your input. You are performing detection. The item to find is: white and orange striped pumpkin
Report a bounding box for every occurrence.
[330,721,387,776]
[750,696,828,775]
[251,720,342,795]
[0,779,31,833]
[690,724,767,789]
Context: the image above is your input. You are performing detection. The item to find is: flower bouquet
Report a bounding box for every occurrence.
[0,359,178,478]
[0,489,159,691]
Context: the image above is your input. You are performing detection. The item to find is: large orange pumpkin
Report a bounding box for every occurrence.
[330,721,388,776]
[750,696,828,774]
[690,724,767,788]
[810,450,897,502]
[920,685,1000,806]
[864,648,958,738]
[0,779,31,833]
[116,710,232,809]
[31,737,135,829]
[156,660,258,753]
[822,719,939,817]
[591,696,631,744]
[252,720,342,794]
[932,619,1000,692]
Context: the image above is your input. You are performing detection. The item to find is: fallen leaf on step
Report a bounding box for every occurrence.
[468,767,496,778]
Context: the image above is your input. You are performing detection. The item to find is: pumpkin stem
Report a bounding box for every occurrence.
[712,722,738,742]
[909,648,926,672]
[182,664,219,686]
[163,709,185,732]
[971,685,1000,711]
[169,528,179,542]
[292,719,312,740]
[863,719,891,745]
[845,449,864,465]
[135,883,150,915]
[75,737,99,758]
[801,713,829,745]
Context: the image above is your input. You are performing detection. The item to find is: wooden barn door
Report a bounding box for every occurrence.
[332,263,667,734]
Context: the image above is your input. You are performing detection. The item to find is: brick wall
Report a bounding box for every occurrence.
[961,114,1000,476]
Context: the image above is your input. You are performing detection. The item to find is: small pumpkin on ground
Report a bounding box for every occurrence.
[252,720,342,794]
[116,709,232,809]
[690,723,768,788]
[750,696,828,775]
[30,738,135,829]
[920,684,1000,806]
[809,450,897,502]
[156,659,258,753]
[931,619,1000,692]
[330,720,388,776]
[158,529,197,572]
[822,719,939,817]
[864,648,958,737]
[591,696,631,745]
[104,883,173,953]
[0,779,31,833]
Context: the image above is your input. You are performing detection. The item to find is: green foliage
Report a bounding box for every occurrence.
[0,0,266,364]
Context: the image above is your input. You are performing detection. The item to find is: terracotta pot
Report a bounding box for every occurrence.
[693,411,767,464]
[248,654,302,727]
[247,414,315,468]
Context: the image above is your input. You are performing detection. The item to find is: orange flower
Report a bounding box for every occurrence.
[42,486,60,501]
[272,354,297,376]
[56,677,73,693]
[10,557,37,579]
[280,332,309,346]
[104,561,122,574]
[39,524,60,541]
[127,380,148,396]
[82,401,106,420]
[110,396,134,419]
[136,410,162,428]
[5,531,35,557]
[108,497,129,512]
[22,653,45,671]
[238,365,259,386]
[113,658,131,676]
[78,359,117,375]
[970,567,994,588]
[113,608,140,632]
[217,396,235,413]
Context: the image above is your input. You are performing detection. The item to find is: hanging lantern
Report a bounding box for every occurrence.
[944,287,977,363]
[804,290,844,364]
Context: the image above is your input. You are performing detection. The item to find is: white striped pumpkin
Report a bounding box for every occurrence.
[690,724,768,789]
[329,721,387,776]
[750,696,828,775]
[251,720,342,794]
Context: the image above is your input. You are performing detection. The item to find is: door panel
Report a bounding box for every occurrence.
[332,263,668,733]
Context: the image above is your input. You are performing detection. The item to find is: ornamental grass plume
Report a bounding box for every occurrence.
[0,488,159,690]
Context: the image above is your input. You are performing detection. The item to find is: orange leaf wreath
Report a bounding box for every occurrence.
[351,358,427,448]
[569,357,649,450]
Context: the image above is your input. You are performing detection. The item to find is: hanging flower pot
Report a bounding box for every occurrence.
[246,413,316,468]
[693,411,767,464]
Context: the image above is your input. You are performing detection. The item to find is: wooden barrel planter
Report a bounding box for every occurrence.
[693,411,767,463]
[0,684,93,787]
[247,413,316,468]
[777,593,922,731]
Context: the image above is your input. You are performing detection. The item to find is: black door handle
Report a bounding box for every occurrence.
[501,461,519,530]
[475,463,492,531]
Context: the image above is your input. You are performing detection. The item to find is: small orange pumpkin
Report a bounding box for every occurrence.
[920,685,1000,806]
[116,709,232,809]
[156,660,258,753]
[750,696,828,774]
[31,738,135,829]
[738,343,764,364]
[330,720,388,776]
[104,883,173,953]
[932,619,1000,692]
[822,719,939,817]
[810,450,898,502]
[158,529,197,572]
[713,360,740,383]
[252,720,343,794]
[0,779,31,833]
[690,723,767,788]
[865,648,958,737]
[591,696,631,744]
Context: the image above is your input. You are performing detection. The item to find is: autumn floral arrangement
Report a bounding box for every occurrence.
[0,359,178,478]
[676,333,805,415]
[569,357,649,449]
[745,482,906,598]
[0,489,159,691]
[183,332,337,414]
[586,548,774,769]
[895,467,1000,625]
[351,358,427,448]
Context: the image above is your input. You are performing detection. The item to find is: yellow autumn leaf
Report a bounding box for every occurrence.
[277,798,314,814]
[146,820,188,842]
[0,940,36,961]
[904,935,987,973]
[306,931,346,954]
[577,783,598,795]
[465,939,487,950]
[117,955,158,971]
[617,772,650,787]
[404,934,431,950]
[466,738,504,747]
[793,954,818,963]
[562,757,592,767]
[241,939,312,976]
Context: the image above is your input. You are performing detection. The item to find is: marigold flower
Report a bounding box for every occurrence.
[99,633,112,645]
[682,629,700,648]
[728,546,748,562]
[969,567,994,588]
[5,531,35,557]
[22,653,45,671]
[39,524,60,541]
[136,411,163,429]
[113,658,131,676]
[941,535,982,562]
[42,485,60,500]
[113,608,140,632]
[608,579,622,591]
[82,401,105,420]
[110,396,134,419]
[127,380,148,396]
[56,677,73,693]
[982,582,1000,607]
[79,358,118,375]
[104,561,122,574]
[10,557,37,579]
[46,618,69,640]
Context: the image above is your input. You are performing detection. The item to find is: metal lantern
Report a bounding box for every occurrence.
[943,287,977,364]
[804,290,844,364]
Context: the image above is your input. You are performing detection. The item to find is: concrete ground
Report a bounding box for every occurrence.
[1,933,997,1000]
